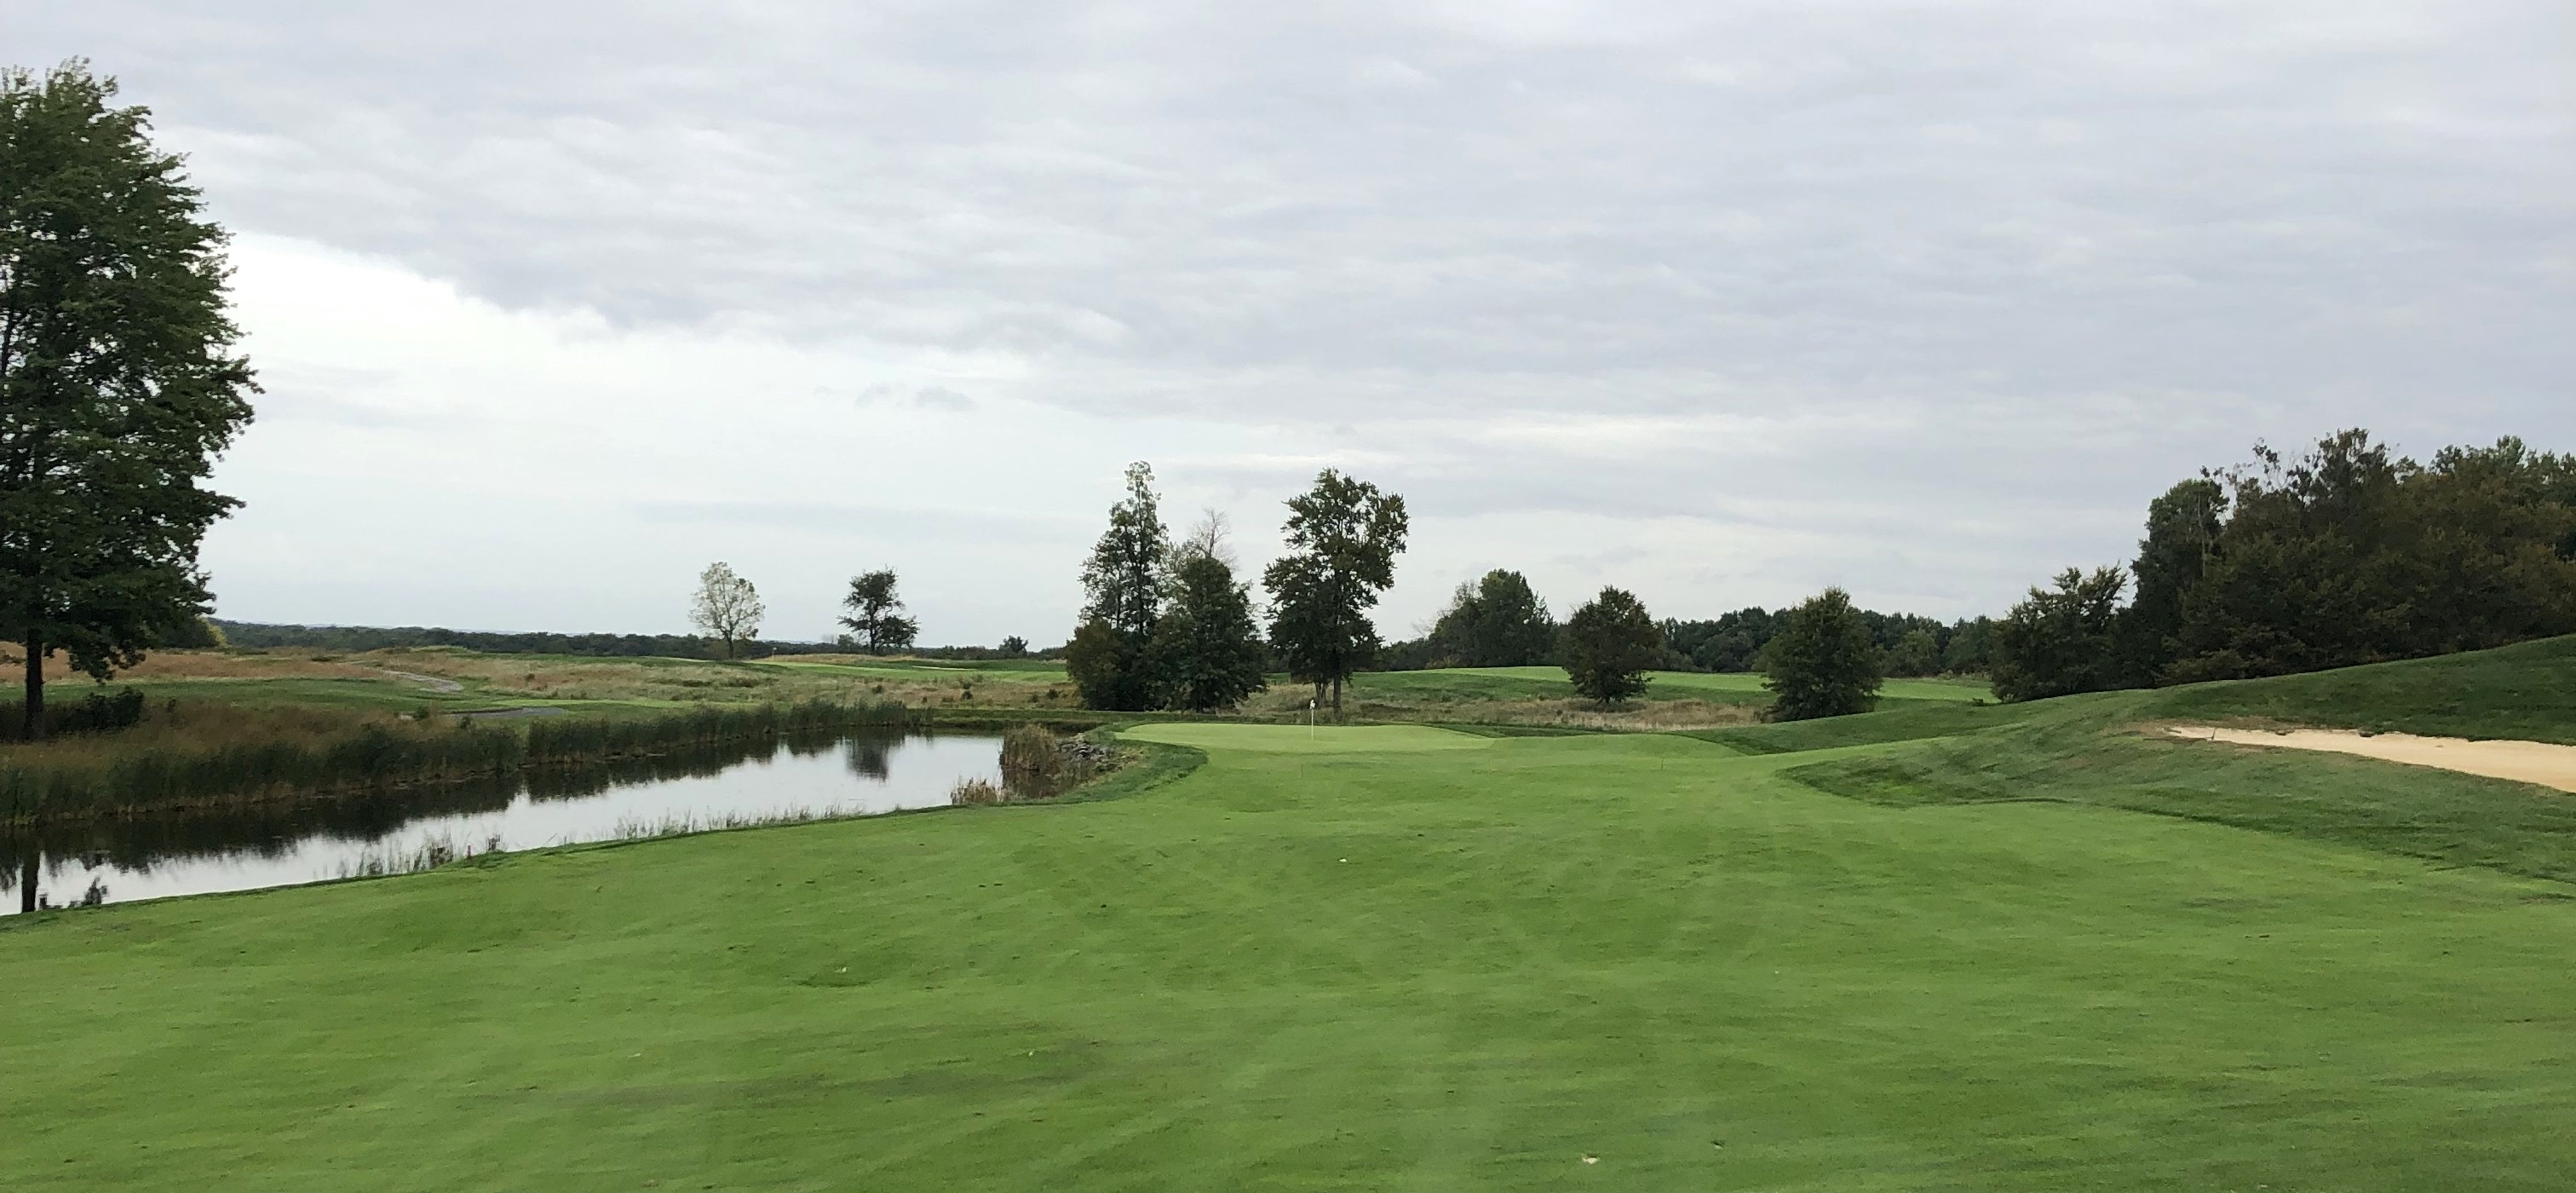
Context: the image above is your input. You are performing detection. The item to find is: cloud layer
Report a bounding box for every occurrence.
[7,1,2569,641]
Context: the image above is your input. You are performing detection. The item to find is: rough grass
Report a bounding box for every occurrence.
[6,721,2576,1189]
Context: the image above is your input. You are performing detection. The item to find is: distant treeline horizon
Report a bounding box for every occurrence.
[207,620,1063,662]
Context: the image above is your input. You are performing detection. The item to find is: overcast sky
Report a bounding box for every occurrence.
[8,1,2570,643]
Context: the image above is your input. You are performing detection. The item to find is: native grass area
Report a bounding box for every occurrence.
[6,639,2576,1188]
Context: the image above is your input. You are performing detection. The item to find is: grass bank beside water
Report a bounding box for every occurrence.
[0,699,918,823]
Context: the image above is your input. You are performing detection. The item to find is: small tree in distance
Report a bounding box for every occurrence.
[839,568,919,654]
[688,562,763,659]
[998,635,1029,658]
[1763,587,1883,721]
[1563,586,1661,705]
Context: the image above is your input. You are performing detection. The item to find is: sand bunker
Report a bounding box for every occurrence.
[2167,726,2576,793]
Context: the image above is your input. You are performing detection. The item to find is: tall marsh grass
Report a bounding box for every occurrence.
[0,698,918,823]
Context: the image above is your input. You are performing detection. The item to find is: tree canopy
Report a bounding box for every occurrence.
[1,62,258,737]
[1153,551,1267,712]
[1762,587,1883,721]
[1262,470,1408,717]
[1068,462,1172,711]
[1994,430,2576,700]
[687,562,763,659]
[1429,569,1555,667]
[838,568,919,655]
[1562,586,1660,705]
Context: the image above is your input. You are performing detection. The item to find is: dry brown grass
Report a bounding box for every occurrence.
[0,648,388,683]
[362,650,1067,708]
[0,699,398,775]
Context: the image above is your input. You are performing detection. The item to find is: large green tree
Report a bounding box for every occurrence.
[1990,567,2129,701]
[1562,586,1660,705]
[1262,470,1408,718]
[1762,587,1883,721]
[1151,550,1267,712]
[2,63,256,738]
[1429,568,1555,667]
[1069,462,1168,711]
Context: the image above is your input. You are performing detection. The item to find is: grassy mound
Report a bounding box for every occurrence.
[7,716,2576,1188]
[1731,634,2576,881]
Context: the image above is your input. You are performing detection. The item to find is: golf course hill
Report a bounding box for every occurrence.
[6,637,2576,1189]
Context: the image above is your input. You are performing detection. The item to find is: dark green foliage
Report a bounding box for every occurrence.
[2007,430,2576,697]
[1151,553,1266,712]
[1064,618,1156,712]
[0,63,259,737]
[1990,567,2130,701]
[1428,570,1555,667]
[1883,628,1942,677]
[1069,463,1169,710]
[1262,470,1408,715]
[1661,608,1782,672]
[1940,615,1996,674]
[1660,607,1987,677]
[998,635,1029,658]
[0,686,144,739]
[838,568,920,654]
[2125,477,2225,674]
[1081,462,1167,640]
[2169,433,2576,681]
[1562,587,1661,705]
[1762,587,1884,721]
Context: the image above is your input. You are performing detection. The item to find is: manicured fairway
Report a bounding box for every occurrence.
[6,725,2575,1190]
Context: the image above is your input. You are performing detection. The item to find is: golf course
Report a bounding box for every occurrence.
[7,640,2576,1190]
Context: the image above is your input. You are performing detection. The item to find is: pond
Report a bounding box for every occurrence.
[1,730,1003,916]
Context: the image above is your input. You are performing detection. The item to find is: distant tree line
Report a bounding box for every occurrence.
[1991,430,2576,701]
[210,620,1061,662]
[1377,578,1992,679]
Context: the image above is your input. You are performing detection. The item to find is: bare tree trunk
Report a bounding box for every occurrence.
[1331,674,1343,720]
[21,632,43,741]
[18,850,34,914]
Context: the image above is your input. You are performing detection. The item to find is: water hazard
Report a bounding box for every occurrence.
[1,729,1002,915]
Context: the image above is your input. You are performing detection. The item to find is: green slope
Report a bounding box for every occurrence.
[1719,634,2576,881]
[8,712,2576,1190]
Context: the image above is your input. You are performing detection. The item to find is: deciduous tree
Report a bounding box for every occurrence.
[1763,587,1883,720]
[687,562,763,659]
[1262,470,1407,718]
[1,63,258,738]
[1562,586,1660,705]
[838,568,918,654]
[1989,567,2128,701]
[1430,569,1555,667]
[1153,551,1267,712]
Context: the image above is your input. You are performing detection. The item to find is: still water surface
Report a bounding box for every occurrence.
[2,731,1000,915]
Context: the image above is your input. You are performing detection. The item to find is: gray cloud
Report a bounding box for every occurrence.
[8,0,2569,632]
